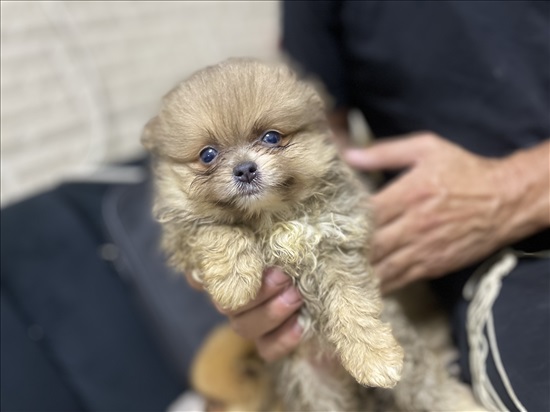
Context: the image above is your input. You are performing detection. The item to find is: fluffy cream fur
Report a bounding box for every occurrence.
[143,58,483,411]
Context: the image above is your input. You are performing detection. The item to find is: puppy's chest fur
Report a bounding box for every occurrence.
[163,169,372,325]
[260,208,367,277]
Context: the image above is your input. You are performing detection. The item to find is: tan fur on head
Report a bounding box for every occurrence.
[145,58,483,411]
[142,58,333,220]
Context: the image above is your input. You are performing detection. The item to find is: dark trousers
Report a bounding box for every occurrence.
[453,255,550,412]
[1,175,223,412]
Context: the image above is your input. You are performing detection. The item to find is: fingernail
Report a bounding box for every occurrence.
[344,149,373,166]
[343,148,363,161]
[265,267,289,286]
[280,287,302,305]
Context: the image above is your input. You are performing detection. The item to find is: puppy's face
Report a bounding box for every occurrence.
[143,59,336,219]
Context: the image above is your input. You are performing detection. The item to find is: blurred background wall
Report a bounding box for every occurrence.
[1,1,280,207]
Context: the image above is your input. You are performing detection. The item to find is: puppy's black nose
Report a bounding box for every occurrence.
[233,161,258,183]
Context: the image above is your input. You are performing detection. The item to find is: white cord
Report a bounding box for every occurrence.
[487,313,527,411]
[465,251,527,412]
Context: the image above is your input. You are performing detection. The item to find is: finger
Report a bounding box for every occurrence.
[374,241,427,294]
[256,313,303,363]
[380,264,424,295]
[373,243,415,284]
[371,162,443,227]
[217,267,291,316]
[230,285,302,340]
[343,133,438,171]
[380,275,407,295]
[370,216,412,265]
[370,172,415,227]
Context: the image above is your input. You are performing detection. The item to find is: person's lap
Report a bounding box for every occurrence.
[453,255,549,412]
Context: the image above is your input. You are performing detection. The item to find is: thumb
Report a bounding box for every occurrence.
[343,133,436,171]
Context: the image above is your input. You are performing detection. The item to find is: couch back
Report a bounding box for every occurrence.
[1,1,279,206]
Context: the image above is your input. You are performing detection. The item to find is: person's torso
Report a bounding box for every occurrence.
[341,1,550,156]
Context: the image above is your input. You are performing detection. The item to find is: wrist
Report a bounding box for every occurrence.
[494,141,550,246]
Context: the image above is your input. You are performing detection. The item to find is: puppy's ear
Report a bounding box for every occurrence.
[141,116,160,153]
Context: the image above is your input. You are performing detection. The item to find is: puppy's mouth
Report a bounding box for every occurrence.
[234,180,264,197]
[218,173,299,214]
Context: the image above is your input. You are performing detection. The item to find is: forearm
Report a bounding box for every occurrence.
[496,139,550,246]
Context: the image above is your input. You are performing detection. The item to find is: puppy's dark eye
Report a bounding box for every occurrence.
[261,131,282,146]
[199,147,218,164]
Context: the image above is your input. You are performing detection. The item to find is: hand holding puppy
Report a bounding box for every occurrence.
[345,133,550,294]
[215,268,303,362]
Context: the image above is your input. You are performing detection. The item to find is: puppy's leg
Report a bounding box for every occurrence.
[193,226,263,311]
[315,255,404,389]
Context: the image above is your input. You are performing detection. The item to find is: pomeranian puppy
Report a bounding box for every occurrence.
[142,58,482,411]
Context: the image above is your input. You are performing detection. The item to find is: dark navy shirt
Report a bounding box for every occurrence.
[282,0,550,306]
[283,1,550,157]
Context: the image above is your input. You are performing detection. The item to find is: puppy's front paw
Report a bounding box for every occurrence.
[340,339,404,389]
[207,272,261,311]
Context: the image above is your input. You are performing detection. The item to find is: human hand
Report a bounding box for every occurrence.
[214,267,303,362]
[344,132,542,294]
